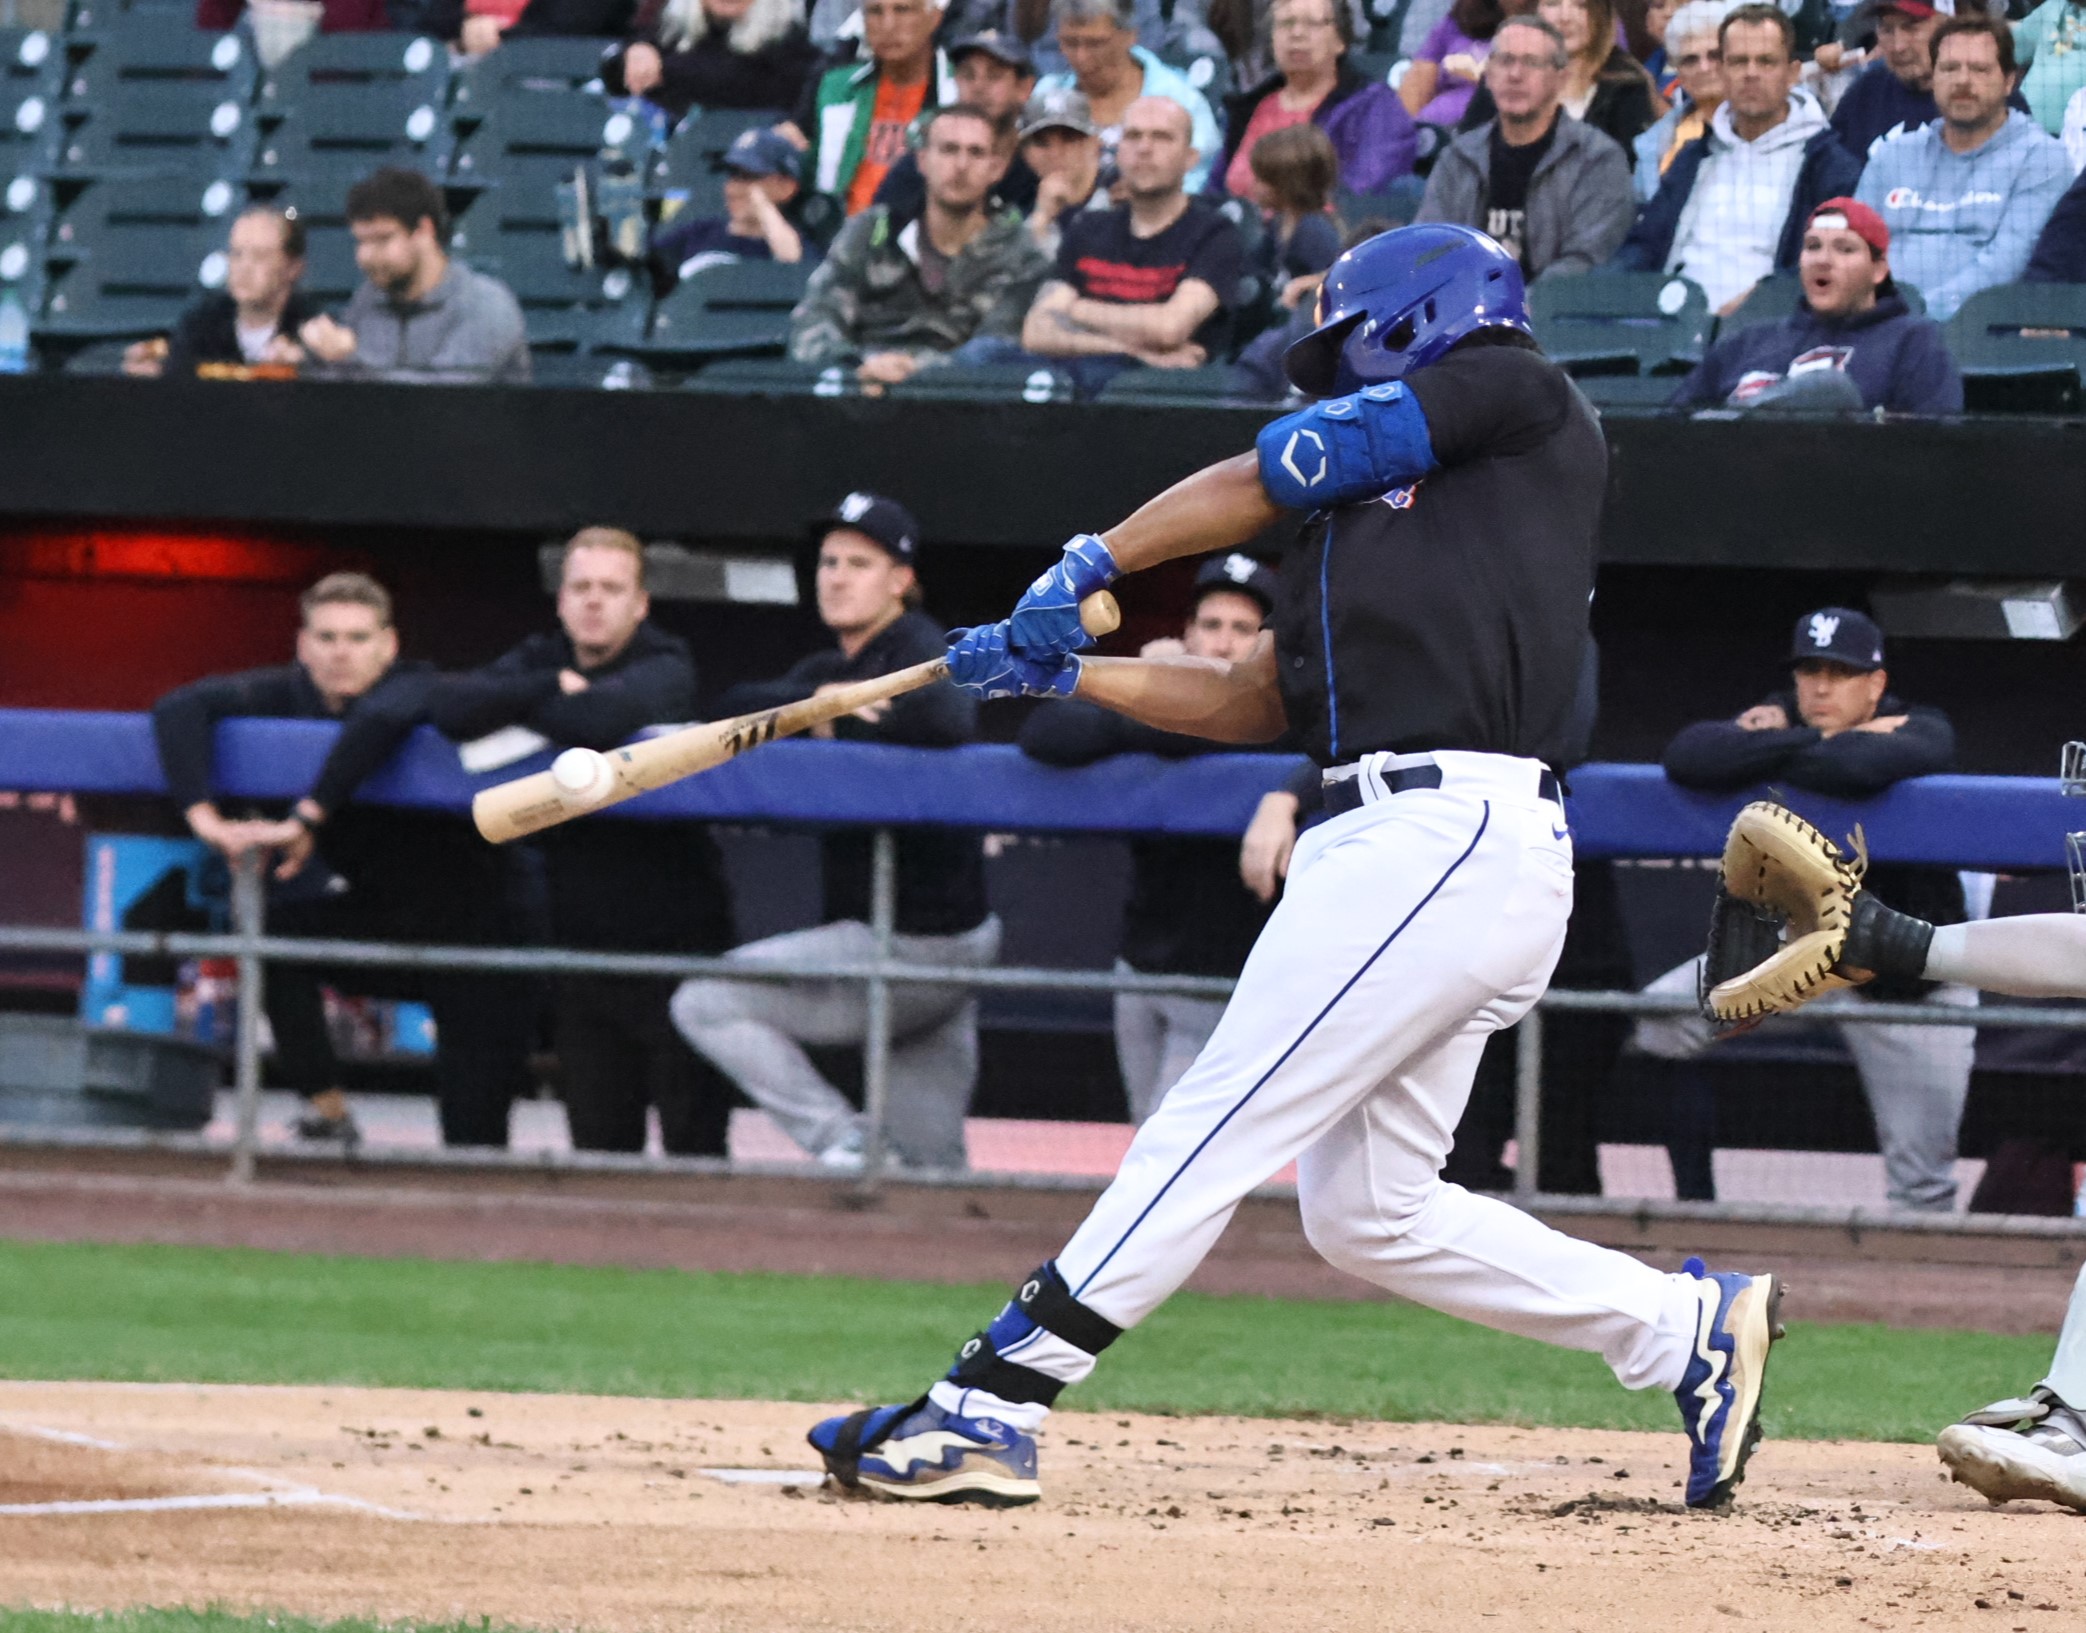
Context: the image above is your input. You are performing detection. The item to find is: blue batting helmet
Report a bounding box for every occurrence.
[1283,223,1531,398]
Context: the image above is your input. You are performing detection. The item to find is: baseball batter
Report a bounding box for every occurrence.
[807,223,1783,1512]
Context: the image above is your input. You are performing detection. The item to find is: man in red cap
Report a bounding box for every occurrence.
[1669,195,1962,412]
[1827,0,1954,161]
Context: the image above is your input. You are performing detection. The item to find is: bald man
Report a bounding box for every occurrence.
[1018,94,1243,394]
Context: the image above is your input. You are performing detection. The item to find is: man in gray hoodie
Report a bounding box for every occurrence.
[1414,16,1634,278]
[1856,13,2071,321]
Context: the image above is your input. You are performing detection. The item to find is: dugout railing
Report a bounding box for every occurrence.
[0,710,2082,1216]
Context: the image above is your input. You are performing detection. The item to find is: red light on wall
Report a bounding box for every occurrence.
[0,529,341,584]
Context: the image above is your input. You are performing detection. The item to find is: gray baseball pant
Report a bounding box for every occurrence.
[1635,956,1979,1211]
[1112,960,1228,1125]
[669,915,1001,1171]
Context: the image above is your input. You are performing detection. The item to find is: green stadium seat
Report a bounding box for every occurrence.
[680,355,857,395]
[886,361,1075,402]
[1097,363,1256,404]
[1529,271,1710,377]
[256,31,450,122]
[633,257,808,359]
[1945,281,2086,413]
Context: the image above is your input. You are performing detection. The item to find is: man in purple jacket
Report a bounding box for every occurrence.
[1670,196,1962,413]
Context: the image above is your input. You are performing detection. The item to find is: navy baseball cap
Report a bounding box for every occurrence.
[816,491,919,564]
[719,127,801,182]
[949,28,1035,73]
[1791,607,1884,671]
[1193,552,1279,617]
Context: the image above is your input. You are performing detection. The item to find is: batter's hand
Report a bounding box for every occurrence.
[945,622,1081,700]
[1010,534,1118,658]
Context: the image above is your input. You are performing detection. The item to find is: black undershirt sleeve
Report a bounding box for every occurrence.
[151,667,307,810]
[1780,707,1955,796]
[308,668,438,816]
[526,649,697,749]
[1661,719,1818,790]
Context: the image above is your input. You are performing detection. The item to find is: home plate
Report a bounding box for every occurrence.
[700,1468,826,1487]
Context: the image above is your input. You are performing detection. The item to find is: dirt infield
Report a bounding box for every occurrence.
[1,1383,2081,1633]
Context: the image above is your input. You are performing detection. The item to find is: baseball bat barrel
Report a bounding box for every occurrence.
[470,589,1121,843]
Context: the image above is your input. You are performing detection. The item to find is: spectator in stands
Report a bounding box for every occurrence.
[1670,196,1961,410]
[1019,95,1242,390]
[1857,15,2071,321]
[1401,0,1508,129]
[1036,0,1224,191]
[1018,553,1282,1124]
[294,168,530,384]
[789,103,1053,381]
[1632,0,1727,201]
[648,128,807,292]
[606,0,821,121]
[429,530,738,1159]
[1638,606,1975,1211]
[1212,0,1417,201]
[1417,16,1638,277]
[1231,209,1388,394]
[791,0,952,216]
[1615,3,1858,314]
[122,207,319,380]
[151,573,525,1148]
[1828,0,1947,161]
[196,0,387,31]
[876,31,1041,217]
[1021,85,1110,254]
[1640,0,1680,87]
[1245,124,1342,309]
[2014,0,2086,137]
[1459,0,1664,154]
[2024,163,2086,280]
[670,493,999,1173]
[1200,0,1365,86]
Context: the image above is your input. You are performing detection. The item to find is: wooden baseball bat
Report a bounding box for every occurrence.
[471,590,1121,844]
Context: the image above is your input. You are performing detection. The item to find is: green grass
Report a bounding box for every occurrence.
[0,1239,2051,1443]
[0,1614,537,1633]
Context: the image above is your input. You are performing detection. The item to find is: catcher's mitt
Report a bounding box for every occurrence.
[1699,801,1871,1026]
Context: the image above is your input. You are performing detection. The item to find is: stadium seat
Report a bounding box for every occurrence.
[449,35,615,115]
[1156,42,1231,106]
[679,355,856,394]
[648,106,784,215]
[247,83,453,186]
[1575,373,1681,410]
[0,84,62,179]
[0,179,49,315]
[634,257,808,358]
[1097,363,1255,404]
[2,28,63,98]
[35,214,228,337]
[1945,281,2086,413]
[63,13,255,104]
[256,31,450,121]
[886,361,1076,402]
[51,82,257,180]
[1529,271,1710,376]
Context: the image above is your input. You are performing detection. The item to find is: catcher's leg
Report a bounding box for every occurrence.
[1939,1261,2086,1510]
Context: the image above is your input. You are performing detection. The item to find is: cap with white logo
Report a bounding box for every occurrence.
[1790,606,1884,671]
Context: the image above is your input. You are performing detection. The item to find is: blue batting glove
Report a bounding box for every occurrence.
[1009,533,1118,659]
[945,622,1081,701]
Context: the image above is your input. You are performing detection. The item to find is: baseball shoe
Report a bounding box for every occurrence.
[1673,1256,1784,1509]
[807,1396,1040,1507]
[1937,1389,2086,1511]
[294,1090,360,1147]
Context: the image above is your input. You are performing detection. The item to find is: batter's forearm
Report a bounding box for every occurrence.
[1072,650,1288,744]
[1100,454,1283,574]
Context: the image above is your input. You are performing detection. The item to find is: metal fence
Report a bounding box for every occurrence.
[6,829,2086,1218]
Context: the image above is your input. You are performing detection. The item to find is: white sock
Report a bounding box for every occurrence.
[930,1380,1050,1432]
[1923,916,2086,998]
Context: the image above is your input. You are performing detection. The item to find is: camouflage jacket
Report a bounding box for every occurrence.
[788,204,1051,365]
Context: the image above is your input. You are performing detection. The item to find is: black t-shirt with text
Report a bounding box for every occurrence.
[1057,200,1244,355]
[1486,116,1556,275]
[1269,341,1603,769]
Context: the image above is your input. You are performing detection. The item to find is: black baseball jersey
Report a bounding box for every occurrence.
[1268,342,1604,769]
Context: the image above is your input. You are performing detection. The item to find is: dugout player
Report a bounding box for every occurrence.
[807,223,1784,1512]
[1019,552,1284,1124]
[150,572,526,1146]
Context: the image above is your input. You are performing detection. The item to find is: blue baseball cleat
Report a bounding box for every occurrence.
[1673,1257,1785,1508]
[808,1396,1041,1507]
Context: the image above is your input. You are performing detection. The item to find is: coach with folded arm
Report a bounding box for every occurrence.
[669,492,999,1174]
[429,528,739,1159]
[150,572,526,1148]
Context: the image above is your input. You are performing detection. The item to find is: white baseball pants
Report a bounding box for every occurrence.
[993,753,1704,1405]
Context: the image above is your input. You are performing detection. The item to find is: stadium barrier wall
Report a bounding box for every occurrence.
[0,710,2082,1214]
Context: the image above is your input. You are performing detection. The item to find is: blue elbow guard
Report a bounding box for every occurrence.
[1255,383,1439,510]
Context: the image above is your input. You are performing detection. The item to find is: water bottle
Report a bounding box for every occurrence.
[0,283,29,375]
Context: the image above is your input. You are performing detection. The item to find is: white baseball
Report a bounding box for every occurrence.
[551,747,611,799]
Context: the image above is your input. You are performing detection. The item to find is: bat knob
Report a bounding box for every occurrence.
[1079,590,1121,638]
[551,747,612,800]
